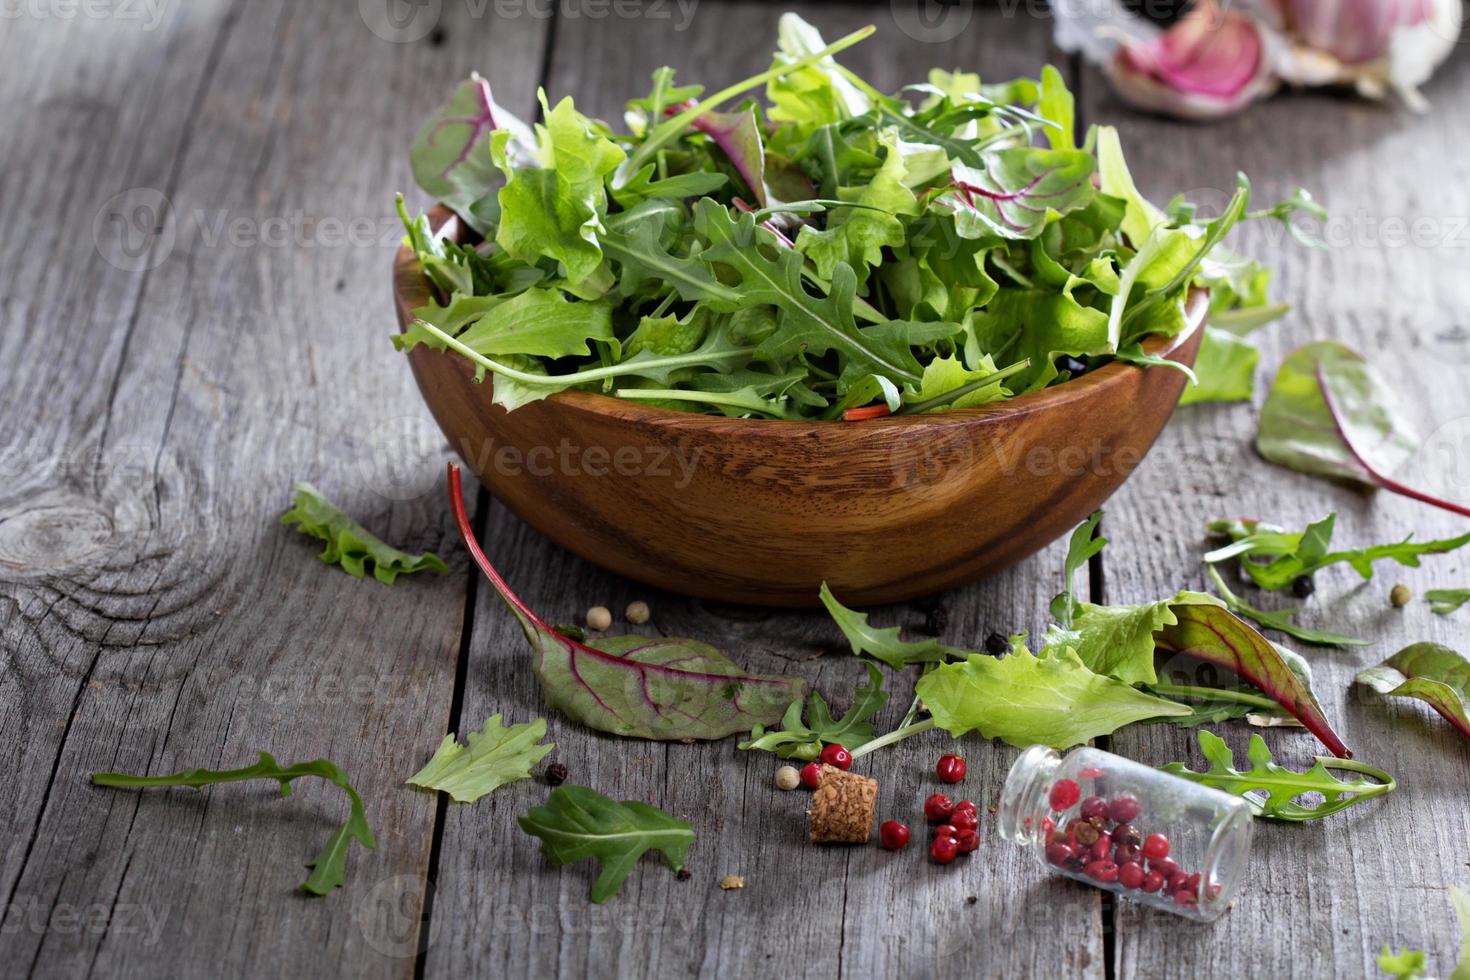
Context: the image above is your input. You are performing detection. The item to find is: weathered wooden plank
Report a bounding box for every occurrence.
[1081,53,1470,977]
[0,3,543,977]
[422,5,1106,979]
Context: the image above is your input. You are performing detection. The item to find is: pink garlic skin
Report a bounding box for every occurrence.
[1107,2,1279,120]
[1266,0,1434,65]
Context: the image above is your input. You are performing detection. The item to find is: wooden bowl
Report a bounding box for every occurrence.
[395,207,1205,607]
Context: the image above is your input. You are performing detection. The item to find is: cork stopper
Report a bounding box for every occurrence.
[808,764,878,844]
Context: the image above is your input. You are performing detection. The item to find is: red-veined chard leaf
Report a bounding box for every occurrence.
[933,147,1096,240]
[675,102,768,206]
[448,464,805,739]
[1356,642,1470,741]
[1256,341,1470,518]
[410,74,534,235]
[1154,598,1351,757]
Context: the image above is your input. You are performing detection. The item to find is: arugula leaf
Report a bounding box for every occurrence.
[1357,642,1470,741]
[819,582,966,668]
[1205,566,1368,648]
[1050,509,1106,628]
[738,663,888,759]
[696,200,922,387]
[1428,589,1470,615]
[1257,342,1470,518]
[407,714,554,803]
[92,753,374,895]
[1161,731,1395,821]
[450,465,804,739]
[518,785,694,903]
[914,644,1190,750]
[1204,512,1470,591]
[280,483,447,585]
[794,132,918,284]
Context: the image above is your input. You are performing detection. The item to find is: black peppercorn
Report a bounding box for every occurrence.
[1292,575,1315,598]
[1055,355,1088,377]
[545,762,568,786]
[923,605,949,636]
[676,868,692,881]
[984,632,1008,655]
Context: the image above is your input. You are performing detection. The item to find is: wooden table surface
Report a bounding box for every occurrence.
[3,1,1469,977]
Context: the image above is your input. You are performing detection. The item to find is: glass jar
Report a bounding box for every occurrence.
[997,744,1253,922]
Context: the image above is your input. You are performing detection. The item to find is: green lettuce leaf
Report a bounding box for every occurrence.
[914,644,1190,750]
[280,483,447,585]
[407,714,554,803]
[1179,326,1258,405]
[409,75,533,234]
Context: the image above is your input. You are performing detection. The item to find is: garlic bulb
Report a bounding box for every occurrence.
[1054,0,1464,119]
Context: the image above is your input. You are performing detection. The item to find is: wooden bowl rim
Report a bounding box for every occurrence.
[393,205,1207,433]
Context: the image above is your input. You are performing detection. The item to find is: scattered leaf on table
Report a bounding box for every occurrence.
[1050,509,1107,629]
[1256,340,1470,518]
[1155,598,1351,757]
[914,644,1190,750]
[820,583,967,668]
[92,753,374,896]
[518,784,694,903]
[407,714,554,803]
[1427,589,1470,615]
[1205,566,1368,648]
[739,663,888,759]
[1356,642,1470,741]
[280,482,448,585]
[449,464,804,739]
[1160,731,1394,821]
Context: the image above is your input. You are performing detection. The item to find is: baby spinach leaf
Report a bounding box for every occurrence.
[1427,589,1470,615]
[1160,730,1395,821]
[407,714,554,803]
[738,663,888,759]
[450,465,803,739]
[280,483,447,585]
[914,645,1190,750]
[1356,642,1470,741]
[92,753,374,896]
[518,785,694,903]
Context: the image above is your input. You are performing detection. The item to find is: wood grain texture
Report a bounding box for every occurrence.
[0,2,544,977]
[1080,46,1470,980]
[399,207,1204,606]
[420,4,1108,978]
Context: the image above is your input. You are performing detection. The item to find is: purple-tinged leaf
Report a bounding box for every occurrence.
[1257,341,1470,518]
[667,100,768,206]
[448,464,805,739]
[410,74,534,235]
[1155,600,1352,757]
[1357,642,1470,741]
[933,147,1096,240]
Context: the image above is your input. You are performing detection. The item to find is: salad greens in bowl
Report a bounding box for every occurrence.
[390,14,1310,605]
